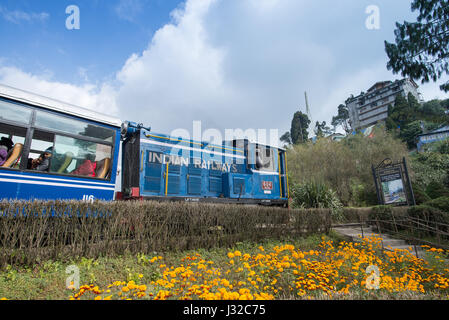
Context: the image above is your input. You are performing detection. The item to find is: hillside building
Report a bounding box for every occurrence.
[346,79,422,131]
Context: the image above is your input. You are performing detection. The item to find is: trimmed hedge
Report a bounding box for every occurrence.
[0,200,331,269]
[424,196,449,213]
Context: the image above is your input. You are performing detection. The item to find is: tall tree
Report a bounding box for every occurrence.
[331,104,351,134]
[385,0,449,92]
[314,121,333,138]
[290,111,311,144]
[387,93,420,129]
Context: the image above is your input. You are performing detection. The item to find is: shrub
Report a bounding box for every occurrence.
[410,152,449,188]
[287,128,410,207]
[423,196,449,213]
[425,181,449,199]
[411,182,431,205]
[369,205,408,233]
[407,205,449,237]
[421,139,449,154]
[290,181,343,222]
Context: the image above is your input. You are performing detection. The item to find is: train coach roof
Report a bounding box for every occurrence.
[0,83,122,128]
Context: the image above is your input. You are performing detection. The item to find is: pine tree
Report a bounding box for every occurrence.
[331,104,351,134]
[290,111,311,144]
[385,0,449,92]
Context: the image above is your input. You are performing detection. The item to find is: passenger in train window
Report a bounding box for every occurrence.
[0,137,14,166]
[28,147,53,172]
[71,154,97,177]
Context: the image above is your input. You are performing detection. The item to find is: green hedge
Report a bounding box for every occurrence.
[0,200,331,269]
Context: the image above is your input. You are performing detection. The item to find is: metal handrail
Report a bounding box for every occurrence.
[368,217,449,250]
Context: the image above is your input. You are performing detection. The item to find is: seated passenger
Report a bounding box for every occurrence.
[28,147,53,172]
[0,137,14,166]
[71,154,97,177]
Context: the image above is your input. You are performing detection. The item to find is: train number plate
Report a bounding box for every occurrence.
[262,181,273,190]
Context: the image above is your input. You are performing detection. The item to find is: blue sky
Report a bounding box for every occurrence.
[0,0,182,84]
[0,0,447,140]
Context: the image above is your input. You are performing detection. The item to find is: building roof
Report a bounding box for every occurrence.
[0,83,122,128]
[418,125,449,138]
[367,81,392,93]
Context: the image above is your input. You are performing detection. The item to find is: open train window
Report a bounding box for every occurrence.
[25,124,113,179]
[50,135,112,179]
[0,122,27,169]
[255,145,276,172]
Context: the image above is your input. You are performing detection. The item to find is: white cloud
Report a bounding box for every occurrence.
[0,66,118,116]
[0,6,49,24]
[0,0,448,141]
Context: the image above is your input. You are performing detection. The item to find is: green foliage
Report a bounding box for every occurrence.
[331,104,351,134]
[410,151,449,187]
[425,181,449,199]
[369,205,393,221]
[386,94,449,151]
[314,121,333,138]
[280,131,292,145]
[399,120,423,149]
[422,139,449,154]
[290,111,311,144]
[287,127,410,207]
[388,94,421,130]
[350,180,379,208]
[411,182,431,205]
[424,196,449,213]
[290,181,343,221]
[422,99,447,118]
[407,205,449,230]
[385,0,449,92]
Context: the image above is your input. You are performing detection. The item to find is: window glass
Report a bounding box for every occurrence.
[35,110,115,142]
[0,99,32,124]
[50,135,112,179]
[0,122,27,169]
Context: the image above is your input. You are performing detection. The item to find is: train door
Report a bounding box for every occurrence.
[141,149,163,196]
[164,150,182,196]
[278,149,288,199]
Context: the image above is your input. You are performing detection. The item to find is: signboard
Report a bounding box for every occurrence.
[372,158,415,206]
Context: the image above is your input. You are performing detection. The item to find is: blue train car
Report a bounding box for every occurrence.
[0,84,121,201]
[0,84,289,207]
[120,122,289,206]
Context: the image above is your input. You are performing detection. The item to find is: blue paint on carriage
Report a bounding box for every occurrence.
[138,129,288,202]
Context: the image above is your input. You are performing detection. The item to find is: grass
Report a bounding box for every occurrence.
[0,231,448,300]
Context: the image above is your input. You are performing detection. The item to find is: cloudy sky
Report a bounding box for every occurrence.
[0,0,448,141]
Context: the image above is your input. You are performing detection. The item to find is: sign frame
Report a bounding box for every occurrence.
[372,157,415,206]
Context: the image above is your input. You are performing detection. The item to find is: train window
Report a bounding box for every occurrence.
[0,123,27,169]
[27,130,55,171]
[50,135,112,179]
[0,99,32,125]
[35,110,115,142]
[255,146,276,172]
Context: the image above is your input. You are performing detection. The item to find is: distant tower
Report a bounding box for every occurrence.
[304,91,312,122]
